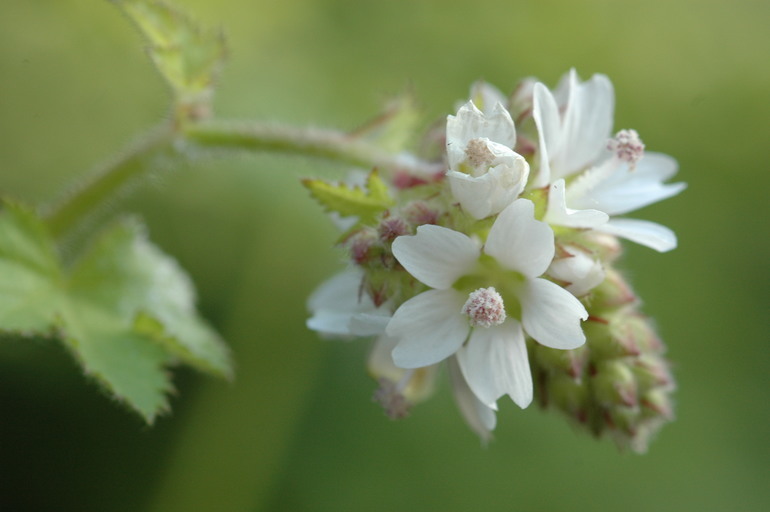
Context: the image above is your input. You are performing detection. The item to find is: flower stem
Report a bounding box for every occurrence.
[182,120,440,176]
[42,125,177,239]
[42,119,439,240]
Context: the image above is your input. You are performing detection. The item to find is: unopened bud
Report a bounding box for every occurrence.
[592,360,638,408]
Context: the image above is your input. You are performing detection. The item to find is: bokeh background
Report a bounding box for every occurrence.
[1,0,768,510]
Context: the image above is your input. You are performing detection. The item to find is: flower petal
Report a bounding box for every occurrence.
[569,153,686,216]
[485,199,555,278]
[550,71,615,180]
[469,81,508,114]
[531,82,561,187]
[544,178,609,228]
[392,225,480,289]
[448,357,497,442]
[349,312,391,336]
[306,269,371,337]
[597,218,678,252]
[447,151,529,219]
[387,289,470,368]
[519,277,587,349]
[457,319,533,409]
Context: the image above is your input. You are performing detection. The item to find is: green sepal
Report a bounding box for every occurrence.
[302,170,395,224]
[0,201,231,422]
[114,0,226,119]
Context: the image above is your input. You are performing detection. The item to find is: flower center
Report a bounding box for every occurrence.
[465,138,495,168]
[607,129,645,167]
[462,287,507,328]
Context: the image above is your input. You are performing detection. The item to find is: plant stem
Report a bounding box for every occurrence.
[42,126,177,239]
[182,120,441,176]
[42,120,440,240]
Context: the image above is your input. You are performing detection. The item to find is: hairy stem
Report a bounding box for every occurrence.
[182,120,440,176]
[42,120,439,240]
[42,126,177,239]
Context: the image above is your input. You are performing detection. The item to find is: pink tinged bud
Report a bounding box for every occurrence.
[640,389,675,420]
[378,217,410,242]
[592,268,637,310]
[346,228,379,265]
[462,287,507,328]
[534,344,588,379]
[402,201,439,226]
[592,360,638,408]
[607,129,645,168]
[632,356,675,390]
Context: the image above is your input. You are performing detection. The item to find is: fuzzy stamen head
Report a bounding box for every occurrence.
[462,287,507,328]
[607,129,645,167]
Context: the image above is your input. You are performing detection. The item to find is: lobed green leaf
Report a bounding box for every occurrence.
[0,201,231,422]
[114,0,226,116]
[302,170,394,224]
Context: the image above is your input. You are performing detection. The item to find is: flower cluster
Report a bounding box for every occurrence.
[305,70,684,451]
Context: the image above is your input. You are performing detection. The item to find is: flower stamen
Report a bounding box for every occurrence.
[607,129,645,168]
[462,287,507,328]
[465,138,495,168]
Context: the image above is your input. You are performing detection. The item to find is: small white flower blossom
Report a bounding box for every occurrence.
[534,69,686,252]
[446,101,530,219]
[386,199,587,409]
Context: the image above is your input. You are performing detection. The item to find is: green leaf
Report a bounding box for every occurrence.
[302,170,394,223]
[0,201,231,422]
[114,0,226,117]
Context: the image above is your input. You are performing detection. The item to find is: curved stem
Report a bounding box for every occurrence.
[183,120,440,176]
[42,120,440,240]
[42,125,177,239]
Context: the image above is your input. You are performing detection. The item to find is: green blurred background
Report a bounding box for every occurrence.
[1,0,768,510]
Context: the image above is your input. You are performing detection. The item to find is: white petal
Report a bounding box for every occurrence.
[392,225,480,289]
[519,277,587,349]
[544,178,609,228]
[569,153,686,216]
[306,270,371,337]
[447,101,516,160]
[349,312,391,336]
[469,81,508,114]
[484,199,555,278]
[531,82,561,187]
[457,320,533,409]
[307,269,363,312]
[447,152,529,219]
[550,72,615,179]
[387,289,470,368]
[448,357,497,442]
[597,218,678,252]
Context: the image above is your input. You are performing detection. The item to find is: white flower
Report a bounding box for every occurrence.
[386,199,587,409]
[446,102,530,219]
[534,69,686,252]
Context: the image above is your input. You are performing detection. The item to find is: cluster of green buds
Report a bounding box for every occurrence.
[306,70,684,451]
